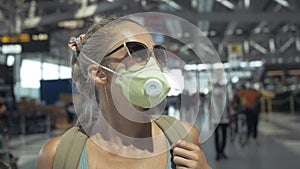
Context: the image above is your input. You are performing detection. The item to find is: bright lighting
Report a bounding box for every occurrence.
[240,62,247,68]
[235,29,243,35]
[213,63,224,69]
[274,0,290,7]
[164,70,184,96]
[20,59,42,88]
[167,0,182,10]
[231,76,239,83]
[58,20,85,29]
[59,66,72,79]
[203,88,209,95]
[245,0,250,8]
[2,44,22,54]
[197,64,207,70]
[209,30,217,36]
[249,61,263,67]
[216,0,235,9]
[6,55,15,66]
[42,62,59,80]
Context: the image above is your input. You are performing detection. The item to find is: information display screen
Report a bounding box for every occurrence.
[0,33,50,53]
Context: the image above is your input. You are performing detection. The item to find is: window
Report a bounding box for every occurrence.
[59,65,72,79]
[42,62,59,80]
[20,59,42,88]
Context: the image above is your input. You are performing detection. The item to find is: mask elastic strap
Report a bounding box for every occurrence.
[81,52,122,76]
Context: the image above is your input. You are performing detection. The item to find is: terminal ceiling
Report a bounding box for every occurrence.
[0,0,300,66]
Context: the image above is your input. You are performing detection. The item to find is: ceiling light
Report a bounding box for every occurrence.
[249,61,263,67]
[281,24,289,32]
[244,0,250,8]
[253,27,261,34]
[216,0,235,9]
[57,20,85,29]
[231,76,239,83]
[209,30,217,36]
[274,0,289,7]
[192,0,198,8]
[167,0,182,10]
[240,62,247,68]
[7,55,15,66]
[235,29,243,35]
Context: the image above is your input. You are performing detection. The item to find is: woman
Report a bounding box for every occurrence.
[36,16,211,169]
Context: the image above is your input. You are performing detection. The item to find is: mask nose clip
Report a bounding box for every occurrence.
[144,79,163,97]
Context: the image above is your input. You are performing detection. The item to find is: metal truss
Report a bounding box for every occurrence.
[0,0,299,65]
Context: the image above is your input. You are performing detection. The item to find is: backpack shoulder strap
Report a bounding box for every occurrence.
[152,115,192,144]
[53,116,191,168]
[53,126,88,169]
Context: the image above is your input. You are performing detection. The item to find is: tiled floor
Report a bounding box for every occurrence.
[202,112,300,169]
[3,112,300,169]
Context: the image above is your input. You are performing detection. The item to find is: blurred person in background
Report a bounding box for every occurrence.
[0,160,11,169]
[211,84,229,161]
[0,96,8,162]
[0,96,17,169]
[0,96,6,116]
[237,81,261,144]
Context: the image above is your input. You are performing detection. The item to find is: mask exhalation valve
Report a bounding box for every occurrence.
[144,79,163,97]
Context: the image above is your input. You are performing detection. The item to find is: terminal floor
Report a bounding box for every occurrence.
[6,112,300,169]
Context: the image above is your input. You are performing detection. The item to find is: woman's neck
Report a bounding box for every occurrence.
[101,107,152,138]
[89,111,156,154]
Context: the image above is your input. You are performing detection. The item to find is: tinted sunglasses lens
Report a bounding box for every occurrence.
[153,45,167,67]
[126,42,149,64]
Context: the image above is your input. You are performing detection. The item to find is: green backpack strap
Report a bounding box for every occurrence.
[53,116,190,169]
[53,126,88,169]
[152,115,192,144]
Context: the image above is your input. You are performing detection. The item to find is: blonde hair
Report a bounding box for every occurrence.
[70,16,141,127]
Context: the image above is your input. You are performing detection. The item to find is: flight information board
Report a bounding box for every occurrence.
[0,32,50,53]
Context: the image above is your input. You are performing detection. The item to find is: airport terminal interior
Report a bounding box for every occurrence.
[0,0,300,169]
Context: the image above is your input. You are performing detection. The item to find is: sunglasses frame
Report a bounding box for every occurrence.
[102,41,167,69]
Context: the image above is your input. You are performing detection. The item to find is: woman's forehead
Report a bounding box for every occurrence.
[111,22,155,46]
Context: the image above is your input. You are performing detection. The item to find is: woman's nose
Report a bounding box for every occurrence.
[123,57,138,68]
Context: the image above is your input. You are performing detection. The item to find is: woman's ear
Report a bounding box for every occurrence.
[88,65,107,84]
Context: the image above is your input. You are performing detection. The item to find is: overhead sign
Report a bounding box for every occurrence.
[227,43,243,68]
[1,33,30,43]
[0,32,49,53]
[0,44,22,54]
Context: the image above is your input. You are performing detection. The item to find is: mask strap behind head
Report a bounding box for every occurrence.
[68,34,121,76]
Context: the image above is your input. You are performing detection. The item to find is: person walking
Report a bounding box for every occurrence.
[237,82,261,144]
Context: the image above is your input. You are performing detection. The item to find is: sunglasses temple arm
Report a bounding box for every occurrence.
[98,64,121,76]
[81,52,122,76]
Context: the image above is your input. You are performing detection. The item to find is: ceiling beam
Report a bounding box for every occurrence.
[221,0,246,43]
[23,1,128,29]
[197,0,214,33]
[126,10,300,24]
[172,0,193,10]
[193,11,300,23]
[23,3,300,30]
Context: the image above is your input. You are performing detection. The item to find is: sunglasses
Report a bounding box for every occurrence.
[0,102,5,107]
[102,41,167,71]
